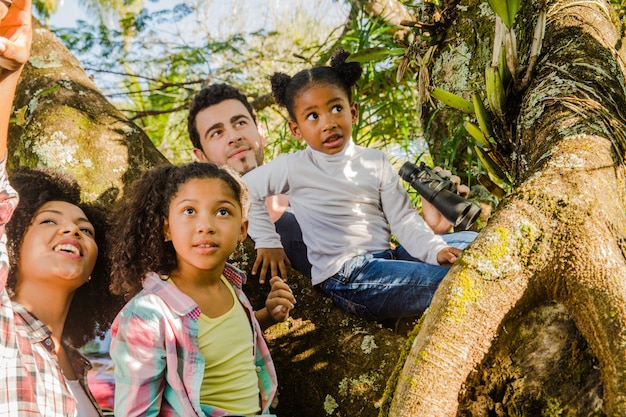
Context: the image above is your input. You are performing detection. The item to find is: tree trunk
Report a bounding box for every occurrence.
[384,0,626,415]
[8,19,168,204]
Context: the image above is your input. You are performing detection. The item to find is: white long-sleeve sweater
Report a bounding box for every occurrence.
[243,140,448,285]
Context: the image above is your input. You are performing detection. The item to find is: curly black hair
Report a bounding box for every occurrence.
[270,48,363,120]
[6,167,123,348]
[109,162,249,300]
[187,83,257,150]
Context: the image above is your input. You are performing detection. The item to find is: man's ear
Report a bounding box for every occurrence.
[351,102,359,124]
[257,123,267,147]
[193,148,209,162]
[288,120,303,141]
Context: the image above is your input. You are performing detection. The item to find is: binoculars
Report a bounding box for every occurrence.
[399,162,481,231]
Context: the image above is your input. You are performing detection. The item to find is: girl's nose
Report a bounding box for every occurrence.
[323,115,337,131]
[196,219,216,234]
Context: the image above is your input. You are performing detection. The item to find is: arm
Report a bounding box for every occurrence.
[0,0,31,158]
[110,304,166,417]
[381,157,450,265]
[243,159,292,283]
[254,276,296,331]
[0,0,29,292]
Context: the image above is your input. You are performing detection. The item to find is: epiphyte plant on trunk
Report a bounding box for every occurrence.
[429,0,547,191]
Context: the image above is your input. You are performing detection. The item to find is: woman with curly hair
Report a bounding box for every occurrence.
[0,1,121,415]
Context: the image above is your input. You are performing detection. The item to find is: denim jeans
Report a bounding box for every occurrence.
[318,231,477,321]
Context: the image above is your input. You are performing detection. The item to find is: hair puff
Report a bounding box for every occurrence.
[270,72,292,108]
[330,48,363,88]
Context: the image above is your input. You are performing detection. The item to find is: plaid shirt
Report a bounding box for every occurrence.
[110,267,277,417]
[0,160,102,417]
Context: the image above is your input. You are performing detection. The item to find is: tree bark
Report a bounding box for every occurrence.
[385,0,626,415]
[8,19,168,204]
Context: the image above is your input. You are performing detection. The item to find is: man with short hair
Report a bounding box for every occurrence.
[188,84,313,279]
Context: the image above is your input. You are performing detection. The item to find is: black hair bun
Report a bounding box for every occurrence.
[270,72,292,107]
[330,48,362,87]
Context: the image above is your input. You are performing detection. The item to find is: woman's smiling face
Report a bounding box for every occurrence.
[16,200,98,287]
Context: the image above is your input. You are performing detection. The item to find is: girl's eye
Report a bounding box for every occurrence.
[216,208,230,217]
[40,219,55,225]
[183,207,196,215]
[306,112,319,121]
[332,105,343,113]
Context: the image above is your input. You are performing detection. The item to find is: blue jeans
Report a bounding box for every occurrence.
[318,231,477,321]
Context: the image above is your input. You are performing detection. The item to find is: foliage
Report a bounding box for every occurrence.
[51,1,349,163]
[611,0,626,31]
[48,2,471,180]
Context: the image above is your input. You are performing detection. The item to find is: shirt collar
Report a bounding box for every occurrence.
[12,301,52,344]
[142,263,247,318]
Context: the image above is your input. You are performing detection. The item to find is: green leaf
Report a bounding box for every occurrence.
[346,47,405,63]
[487,0,520,28]
[431,88,475,115]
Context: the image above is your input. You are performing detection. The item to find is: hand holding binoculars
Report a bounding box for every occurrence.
[399,162,481,231]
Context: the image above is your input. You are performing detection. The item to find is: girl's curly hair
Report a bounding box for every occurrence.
[109,162,249,300]
[270,48,362,120]
[6,167,123,348]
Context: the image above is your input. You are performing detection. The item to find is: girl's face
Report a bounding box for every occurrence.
[163,178,247,277]
[288,83,358,155]
[16,201,98,289]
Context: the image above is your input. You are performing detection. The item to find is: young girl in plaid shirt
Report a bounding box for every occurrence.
[109,163,295,416]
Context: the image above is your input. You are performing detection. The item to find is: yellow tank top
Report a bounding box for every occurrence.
[197,275,259,415]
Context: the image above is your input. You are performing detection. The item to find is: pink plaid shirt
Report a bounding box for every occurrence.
[0,160,102,416]
[110,267,278,417]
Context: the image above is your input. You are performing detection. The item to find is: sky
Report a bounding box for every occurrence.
[48,0,81,27]
[48,0,349,31]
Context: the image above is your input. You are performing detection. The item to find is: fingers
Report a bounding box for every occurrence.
[252,256,266,284]
[0,1,9,21]
[457,183,470,198]
[0,0,32,72]
[278,261,289,282]
[269,276,296,305]
[437,246,461,266]
[271,304,288,318]
[267,276,296,322]
[433,166,469,196]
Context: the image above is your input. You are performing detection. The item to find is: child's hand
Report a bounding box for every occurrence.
[437,246,461,266]
[265,276,295,323]
[252,247,291,284]
[422,167,469,234]
[0,0,32,76]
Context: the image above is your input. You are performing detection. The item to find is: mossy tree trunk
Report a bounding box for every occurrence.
[384,0,626,416]
[8,19,168,203]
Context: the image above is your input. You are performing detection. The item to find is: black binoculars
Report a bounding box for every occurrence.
[399,162,481,231]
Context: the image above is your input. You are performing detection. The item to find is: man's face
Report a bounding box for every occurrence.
[193,99,265,175]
